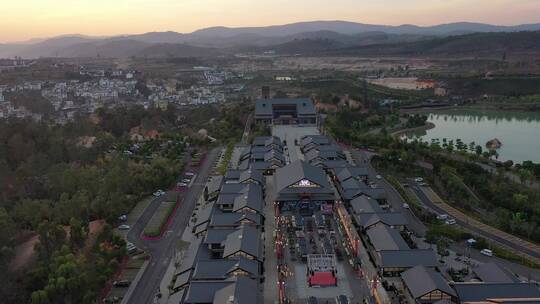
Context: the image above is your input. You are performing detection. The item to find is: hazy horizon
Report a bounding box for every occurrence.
[2,0,540,43]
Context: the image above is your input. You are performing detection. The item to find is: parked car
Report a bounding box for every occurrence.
[113,280,131,287]
[480,249,493,257]
[177,182,188,187]
[153,190,165,197]
[118,214,127,221]
[445,218,457,225]
[185,172,195,176]
[414,177,424,182]
[118,224,130,230]
[402,203,410,209]
[182,179,191,183]
[437,214,449,220]
[375,175,382,180]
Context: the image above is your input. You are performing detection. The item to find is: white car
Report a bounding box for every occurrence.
[375,175,382,180]
[414,177,424,183]
[153,190,165,197]
[118,224,130,230]
[445,218,457,225]
[437,214,449,220]
[480,249,493,257]
[185,172,195,176]
[402,203,410,209]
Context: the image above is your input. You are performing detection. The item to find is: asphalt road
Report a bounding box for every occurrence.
[349,149,427,237]
[410,184,540,262]
[348,147,540,280]
[125,148,220,304]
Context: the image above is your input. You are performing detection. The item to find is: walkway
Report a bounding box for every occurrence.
[263,176,278,304]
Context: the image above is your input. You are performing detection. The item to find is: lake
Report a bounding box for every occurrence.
[404,109,540,164]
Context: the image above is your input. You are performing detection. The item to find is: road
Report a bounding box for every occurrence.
[409,183,540,263]
[125,148,220,304]
[347,146,540,279]
[349,148,427,237]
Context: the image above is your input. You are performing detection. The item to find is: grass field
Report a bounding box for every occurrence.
[143,201,177,237]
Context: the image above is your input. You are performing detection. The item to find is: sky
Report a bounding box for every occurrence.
[1,0,539,42]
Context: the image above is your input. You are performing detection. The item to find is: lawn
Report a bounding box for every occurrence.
[143,201,177,237]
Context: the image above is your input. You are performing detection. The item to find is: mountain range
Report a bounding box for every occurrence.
[2,20,540,58]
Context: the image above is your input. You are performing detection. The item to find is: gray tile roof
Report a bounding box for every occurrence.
[335,166,370,183]
[250,161,277,171]
[350,195,383,214]
[340,178,369,191]
[232,192,264,214]
[401,265,456,299]
[366,225,409,251]
[183,281,232,303]
[222,226,262,260]
[195,202,215,227]
[273,160,335,202]
[216,184,263,213]
[311,159,349,169]
[452,282,540,303]
[300,135,331,151]
[212,276,259,304]
[473,262,521,283]
[210,212,262,227]
[264,150,285,163]
[204,228,238,245]
[357,212,408,230]
[191,259,259,281]
[343,187,386,201]
[378,249,438,268]
[252,136,282,148]
[238,169,264,185]
[220,183,258,195]
[241,146,283,162]
[255,98,316,117]
[305,148,345,163]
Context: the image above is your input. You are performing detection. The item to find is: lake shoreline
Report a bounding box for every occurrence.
[401,104,540,114]
[392,121,436,137]
[401,109,540,163]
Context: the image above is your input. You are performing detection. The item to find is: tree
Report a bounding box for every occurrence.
[0,208,15,246]
[509,212,525,235]
[517,169,533,185]
[36,221,66,262]
[512,194,528,210]
[69,218,85,250]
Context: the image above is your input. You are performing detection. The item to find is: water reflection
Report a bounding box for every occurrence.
[405,109,540,163]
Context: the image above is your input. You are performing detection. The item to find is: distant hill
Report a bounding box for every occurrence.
[2,20,540,58]
[326,31,540,57]
[189,20,540,38]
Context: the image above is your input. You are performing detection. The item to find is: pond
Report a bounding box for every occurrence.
[404,109,540,164]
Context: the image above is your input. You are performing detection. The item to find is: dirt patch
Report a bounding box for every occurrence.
[84,219,106,253]
[9,233,39,273]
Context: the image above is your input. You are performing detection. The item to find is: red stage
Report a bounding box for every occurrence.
[308,271,337,286]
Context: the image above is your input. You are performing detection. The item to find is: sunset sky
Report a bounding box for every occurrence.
[1,0,539,42]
